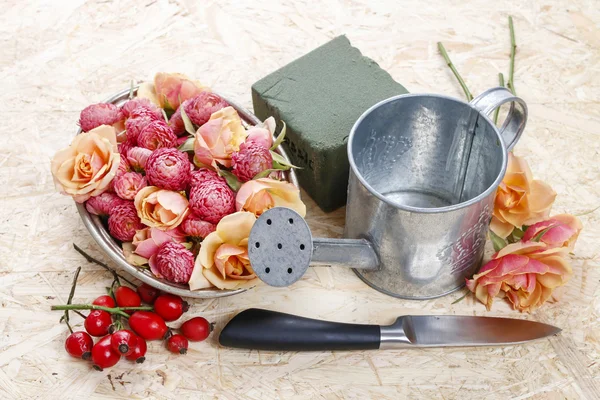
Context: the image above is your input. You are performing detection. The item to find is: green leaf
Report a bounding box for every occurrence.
[182,242,193,250]
[178,136,195,153]
[270,121,287,151]
[253,169,280,179]
[489,230,508,252]
[129,80,135,99]
[451,291,470,304]
[163,95,175,111]
[532,225,555,242]
[180,105,196,135]
[270,151,300,170]
[215,166,241,191]
[161,109,169,123]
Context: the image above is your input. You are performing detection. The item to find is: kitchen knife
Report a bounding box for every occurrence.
[219,308,561,351]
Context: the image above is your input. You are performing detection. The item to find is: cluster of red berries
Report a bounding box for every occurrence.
[62,283,212,371]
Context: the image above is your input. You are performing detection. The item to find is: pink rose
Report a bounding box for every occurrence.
[181,213,216,239]
[134,186,189,230]
[189,179,236,224]
[85,192,128,216]
[127,147,153,171]
[236,178,306,217]
[193,107,247,168]
[113,172,147,200]
[150,242,195,283]
[137,120,177,151]
[154,72,208,110]
[132,227,186,261]
[466,215,581,312]
[232,142,273,182]
[145,148,191,191]
[245,117,276,149]
[79,103,124,133]
[108,202,144,242]
[51,125,120,203]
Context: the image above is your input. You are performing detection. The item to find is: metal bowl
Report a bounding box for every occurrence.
[77,87,299,299]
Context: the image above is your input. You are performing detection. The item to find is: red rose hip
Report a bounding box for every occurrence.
[115,286,142,314]
[125,336,147,363]
[110,329,137,356]
[153,294,189,322]
[129,311,170,340]
[92,295,116,308]
[180,317,212,342]
[85,310,112,337]
[92,335,121,371]
[64,331,94,360]
[167,334,189,354]
[137,283,161,304]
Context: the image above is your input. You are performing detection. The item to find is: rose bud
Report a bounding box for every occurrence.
[145,148,191,191]
[137,120,177,151]
[108,202,144,242]
[189,179,235,224]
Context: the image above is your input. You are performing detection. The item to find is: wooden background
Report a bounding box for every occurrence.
[1,0,599,399]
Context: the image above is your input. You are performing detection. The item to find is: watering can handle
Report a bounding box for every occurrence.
[470,87,528,151]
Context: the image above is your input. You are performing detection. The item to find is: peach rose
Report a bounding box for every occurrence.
[51,125,120,203]
[490,153,556,238]
[188,212,257,290]
[467,215,581,312]
[154,72,208,110]
[193,106,247,168]
[236,178,306,217]
[134,186,189,230]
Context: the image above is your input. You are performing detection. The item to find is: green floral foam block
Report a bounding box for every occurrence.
[252,35,408,212]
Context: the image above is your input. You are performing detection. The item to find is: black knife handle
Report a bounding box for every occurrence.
[219,308,381,351]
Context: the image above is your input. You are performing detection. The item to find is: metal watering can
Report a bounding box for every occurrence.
[248,87,527,299]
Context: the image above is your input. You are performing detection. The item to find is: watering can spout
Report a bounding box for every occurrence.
[248,207,379,288]
[311,238,379,271]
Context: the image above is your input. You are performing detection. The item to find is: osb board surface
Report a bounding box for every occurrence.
[0,0,599,399]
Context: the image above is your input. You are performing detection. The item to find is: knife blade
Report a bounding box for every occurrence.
[219,308,561,351]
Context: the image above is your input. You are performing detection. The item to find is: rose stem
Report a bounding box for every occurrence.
[437,42,473,101]
[60,266,81,333]
[51,304,153,318]
[73,243,136,287]
[494,73,505,124]
[508,16,517,95]
[451,291,470,304]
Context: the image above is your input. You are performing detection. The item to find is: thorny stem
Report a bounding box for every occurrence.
[73,243,136,287]
[437,42,473,101]
[51,304,153,319]
[62,266,81,333]
[508,16,517,95]
[452,291,470,304]
[494,73,506,124]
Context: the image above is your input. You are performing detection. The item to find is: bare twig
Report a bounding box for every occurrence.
[437,42,473,101]
[62,266,81,333]
[73,243,136,287]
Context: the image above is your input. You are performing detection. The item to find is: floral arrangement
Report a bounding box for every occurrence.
[439,17,584,312]
[51,72,306,291]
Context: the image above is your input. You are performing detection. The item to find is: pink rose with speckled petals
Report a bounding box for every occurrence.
[181,213,216,239]
[86,192,128,216]
[108,202,144,242]
[189,168,221,188]
[232,142,273,182]
[120,98,162,120]
[113,172,147,200]
[127,147,153,171]
[145,148,191,191]
[125,107,161,145]
[137,120,177,151]
[149,241,195,283]
[79,103,124,133]
[189,179,235,224]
